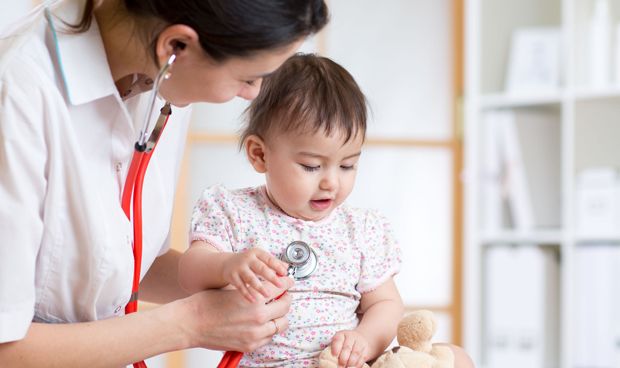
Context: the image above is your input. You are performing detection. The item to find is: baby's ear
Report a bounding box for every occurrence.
[245,135,267,173]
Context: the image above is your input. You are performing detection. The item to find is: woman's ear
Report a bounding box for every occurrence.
[155,24,199,68]
[245,135,268,173]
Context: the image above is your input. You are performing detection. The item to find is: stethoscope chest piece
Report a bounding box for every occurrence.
[281,241,317,280]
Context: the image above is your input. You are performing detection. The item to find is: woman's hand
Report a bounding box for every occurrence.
[175,276,293,352]
[221,248,289,302]
[330,330,370,368]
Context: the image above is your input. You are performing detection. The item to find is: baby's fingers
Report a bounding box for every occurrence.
[330,333,345,363]
[346,340,366,368]
[251,257,287,289]
[337,336,354,368]
[239,267,270,299]
[250,264,282,293]
[231,273,256,303]
[254,249,289,277]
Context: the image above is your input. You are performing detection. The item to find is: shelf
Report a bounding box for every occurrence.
[478,87,620,108]
[575,236,620,245]
[478,92,563,109]
[572,86,620,101]
[481,230,563,245]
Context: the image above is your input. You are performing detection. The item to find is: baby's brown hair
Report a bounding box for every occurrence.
[240,53,367,146]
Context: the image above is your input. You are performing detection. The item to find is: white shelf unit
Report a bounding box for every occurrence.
[465,0,620,367]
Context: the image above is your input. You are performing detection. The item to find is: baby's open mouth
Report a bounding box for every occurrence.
[310,198,333,210]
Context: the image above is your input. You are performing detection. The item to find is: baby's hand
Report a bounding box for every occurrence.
[330,330,369,368]
[222,248,289,302]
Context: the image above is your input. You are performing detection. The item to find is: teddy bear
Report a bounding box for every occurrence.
[318,310,455,368]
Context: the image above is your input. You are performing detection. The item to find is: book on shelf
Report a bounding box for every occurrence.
[496,110,535,231]
[480,109,561,233]
[484,245,559,368]
[481,111,504,233]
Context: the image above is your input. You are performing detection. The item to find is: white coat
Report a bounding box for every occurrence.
[0,0,191,342]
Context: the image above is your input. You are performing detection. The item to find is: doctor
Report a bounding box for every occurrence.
[0,0,328,366]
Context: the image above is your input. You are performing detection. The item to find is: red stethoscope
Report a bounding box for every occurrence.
[121,53,319,368]
[121,54,176,368]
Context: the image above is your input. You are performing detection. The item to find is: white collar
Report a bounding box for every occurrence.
[46,0,117,105]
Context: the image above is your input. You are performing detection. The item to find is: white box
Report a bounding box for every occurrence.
[574,245,619,367]
[485,246,559,368]
[576,168,620,238]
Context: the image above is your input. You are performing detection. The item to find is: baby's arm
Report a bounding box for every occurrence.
[178,241,289,302]
[330,278,404,367]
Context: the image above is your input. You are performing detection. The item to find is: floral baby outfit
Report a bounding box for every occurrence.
[190,185,402,367]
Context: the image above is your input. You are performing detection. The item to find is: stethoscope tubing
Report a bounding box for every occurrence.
[121,54,176,368]
[122,106,172,368]
[121,150,144,313]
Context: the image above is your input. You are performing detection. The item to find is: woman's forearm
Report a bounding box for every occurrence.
[0,282,295,368]
[0,300,187,368]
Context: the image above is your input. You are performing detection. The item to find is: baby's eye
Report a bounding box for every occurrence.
[301,164,320,172]
[340,164,356,171]
[245,80,256,86]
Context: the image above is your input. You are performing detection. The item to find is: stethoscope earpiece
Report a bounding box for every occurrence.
[281,241,317,280]
[162,54,176,80]
[137,52,177,147]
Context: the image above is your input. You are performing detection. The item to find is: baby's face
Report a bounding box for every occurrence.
[263,129,363,221]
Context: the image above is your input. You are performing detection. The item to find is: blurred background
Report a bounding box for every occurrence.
[4,1,620,367]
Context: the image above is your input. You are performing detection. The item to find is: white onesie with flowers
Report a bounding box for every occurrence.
[190,185,402,368]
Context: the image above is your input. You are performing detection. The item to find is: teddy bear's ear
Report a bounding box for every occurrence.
[397,310,437,353]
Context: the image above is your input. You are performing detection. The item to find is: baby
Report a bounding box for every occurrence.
[179,53,404,368]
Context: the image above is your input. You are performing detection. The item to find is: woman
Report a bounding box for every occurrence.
[0,0,328,366]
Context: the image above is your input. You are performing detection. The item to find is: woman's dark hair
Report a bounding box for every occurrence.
[73,0,328,62]
[241,53,368,147]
